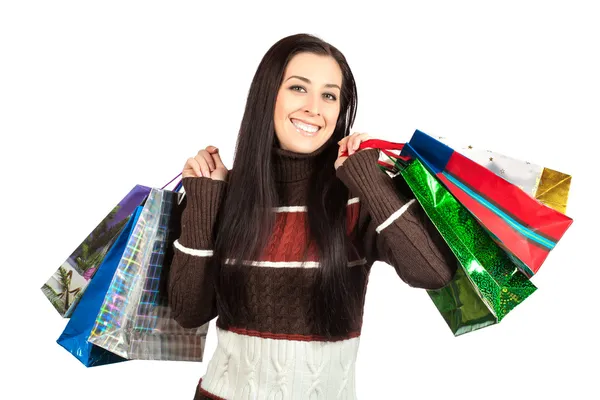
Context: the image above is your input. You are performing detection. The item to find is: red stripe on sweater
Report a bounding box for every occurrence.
[257,201,361,262]
[347,199,360,236]
[197,379,226,400]
[221,325,361,342]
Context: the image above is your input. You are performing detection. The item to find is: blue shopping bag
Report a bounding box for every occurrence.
[41,185,152,317]
[56,205,143,367]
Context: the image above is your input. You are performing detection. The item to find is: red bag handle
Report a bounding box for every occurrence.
[340,139,411,163]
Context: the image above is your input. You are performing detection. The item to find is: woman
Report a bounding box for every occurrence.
[169,33,457,400]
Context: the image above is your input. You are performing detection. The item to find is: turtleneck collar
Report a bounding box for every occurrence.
[271,142,329,183]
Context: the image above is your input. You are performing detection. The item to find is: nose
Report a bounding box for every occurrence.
[303,93,321,116]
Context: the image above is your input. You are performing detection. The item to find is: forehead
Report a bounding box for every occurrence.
[283,53,343,86]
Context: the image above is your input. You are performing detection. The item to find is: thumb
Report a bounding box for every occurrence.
[211,149,226,169]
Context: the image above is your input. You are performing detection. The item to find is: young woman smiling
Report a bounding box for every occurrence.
[169,33,457,400]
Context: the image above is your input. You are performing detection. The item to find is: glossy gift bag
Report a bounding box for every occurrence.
[397,159,538,335]
[56,206,143,366]
[87,187,209,361]
[434,136,572,214]
[41,185,151,317]
[401,130,573,277]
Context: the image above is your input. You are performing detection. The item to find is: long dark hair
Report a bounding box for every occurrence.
[212,33,359,338]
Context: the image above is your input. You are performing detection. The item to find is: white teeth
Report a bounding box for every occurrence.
[292,119,319,133]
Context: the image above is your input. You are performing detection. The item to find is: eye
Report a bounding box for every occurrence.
[290,85,306,93]
[323,93,337,101]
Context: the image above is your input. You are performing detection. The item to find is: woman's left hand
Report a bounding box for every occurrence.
[335,132,373,170]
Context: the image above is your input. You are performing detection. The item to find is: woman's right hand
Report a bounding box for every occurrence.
[182,146,228,181]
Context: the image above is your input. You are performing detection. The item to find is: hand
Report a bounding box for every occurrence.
[182,146,229,181]
[335,132,373,170]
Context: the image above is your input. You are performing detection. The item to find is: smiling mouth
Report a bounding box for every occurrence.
[291,118,321,135]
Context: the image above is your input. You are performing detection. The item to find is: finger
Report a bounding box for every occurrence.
[205,146,226,170]
[353,135,364,150]
[354,133,371,150]
[211,150,226,169]
[194,155,211,177]
[198,150,216,171]
[340,140,348,155]
[360,134,372,148]
[349,136,359,154]
[185,157,202,177]
[356,135,363,150]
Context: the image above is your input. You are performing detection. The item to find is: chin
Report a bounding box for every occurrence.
[283,144,314,154]
[283,137,325,154]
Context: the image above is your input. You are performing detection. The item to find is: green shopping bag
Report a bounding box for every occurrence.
[395,158,537,336]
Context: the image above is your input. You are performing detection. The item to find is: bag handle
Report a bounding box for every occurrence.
[339,138,412,167]
[161,173,183,192]
[161,139,409,189]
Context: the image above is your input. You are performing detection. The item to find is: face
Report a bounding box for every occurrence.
[273,52,343,153]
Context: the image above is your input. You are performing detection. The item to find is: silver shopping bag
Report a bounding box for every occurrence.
[87,187,209,361]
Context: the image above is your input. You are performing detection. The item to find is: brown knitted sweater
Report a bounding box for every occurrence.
[168,145,457,400]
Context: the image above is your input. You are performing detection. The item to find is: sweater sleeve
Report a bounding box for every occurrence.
[168,176,227,328]
[336,148,457,290]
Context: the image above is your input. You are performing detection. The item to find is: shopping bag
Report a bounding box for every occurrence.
[397,159,538,335]
[56,206,143,367]
[41,185,151,317]
[434,136,572,213]
[87,187,209,361]
[427,263,498,336]
[354,135,572,214]
[400,129,573,277]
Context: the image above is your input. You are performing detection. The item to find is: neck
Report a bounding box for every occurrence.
[271,143,329,183]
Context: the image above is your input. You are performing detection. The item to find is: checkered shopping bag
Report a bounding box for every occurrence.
[87,187,209,361]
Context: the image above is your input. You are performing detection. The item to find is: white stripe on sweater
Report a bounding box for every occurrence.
[173,239,213,257]
[174,240,367,268]
[376,198,417,234]
[200,326,360,400]
[274,197,360,213]
[223,258,367,268]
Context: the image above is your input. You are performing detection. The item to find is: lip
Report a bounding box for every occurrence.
[290,118,322,129]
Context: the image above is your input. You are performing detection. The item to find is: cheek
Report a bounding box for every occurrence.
[324,106,341,130]
[274,93,286,120]
[274,91,299,119]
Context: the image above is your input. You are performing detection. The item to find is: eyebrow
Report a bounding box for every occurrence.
[285,75,341,91]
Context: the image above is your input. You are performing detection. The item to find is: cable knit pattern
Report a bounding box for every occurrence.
[305,340,327,399]
[199,327,360,400]
[240,335,260,399]
[215,262,369,338]
[267,336,295,399]
[169,143,457,400]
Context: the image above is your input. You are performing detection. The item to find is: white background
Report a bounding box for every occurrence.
[2,1,598,399]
